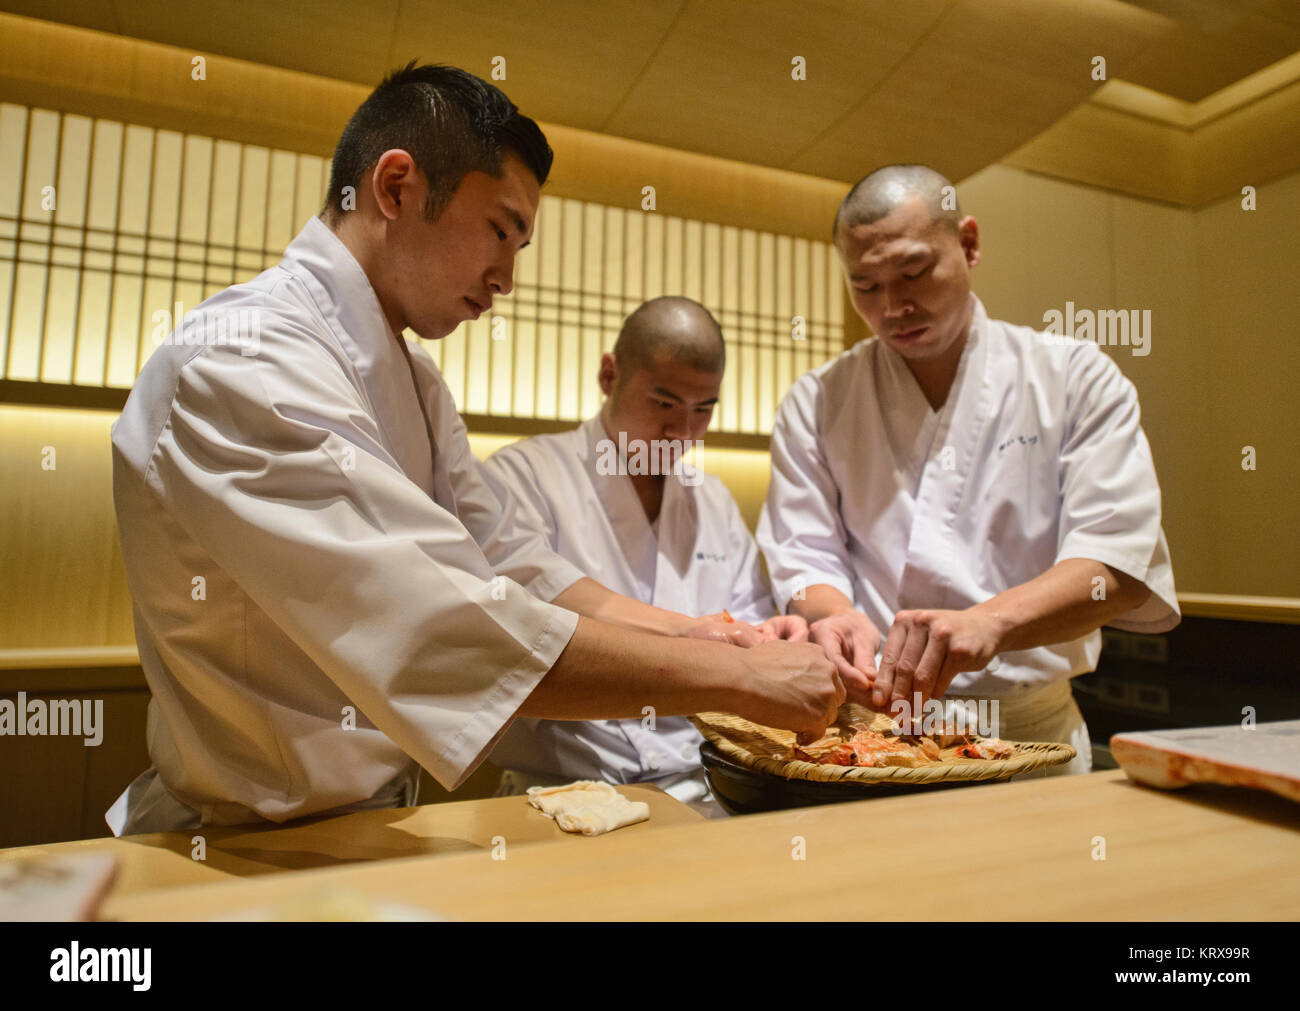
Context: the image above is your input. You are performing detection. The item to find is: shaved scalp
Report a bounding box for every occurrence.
[612,296,726,382]
[834,164,961,241]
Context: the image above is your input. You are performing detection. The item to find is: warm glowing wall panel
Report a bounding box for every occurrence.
[1,102,842,435]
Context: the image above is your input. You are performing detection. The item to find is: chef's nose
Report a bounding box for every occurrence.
[883,284,912,317]
[488,259,514,297]
[664,410,690,439]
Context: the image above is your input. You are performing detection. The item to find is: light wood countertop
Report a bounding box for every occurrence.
[0,784,702,915]
[92,770,1300,921]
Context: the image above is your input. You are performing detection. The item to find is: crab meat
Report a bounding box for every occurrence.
[956,738,1015,760]
[916,736,942,761]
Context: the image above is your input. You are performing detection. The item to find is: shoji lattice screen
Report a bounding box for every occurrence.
[0,104,327,390]
[0,102,843,435]
[424,197,844,435]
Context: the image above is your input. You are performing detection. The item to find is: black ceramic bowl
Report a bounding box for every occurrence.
[699,740,1011,815]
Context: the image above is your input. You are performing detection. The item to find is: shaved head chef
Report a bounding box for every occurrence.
[759,165,1179,771]
[107,64,843,834]
[486,296,808,816]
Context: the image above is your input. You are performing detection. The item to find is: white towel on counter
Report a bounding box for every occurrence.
[526,781,650,836]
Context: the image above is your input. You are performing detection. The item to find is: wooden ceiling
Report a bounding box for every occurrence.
[2,0,1298,188]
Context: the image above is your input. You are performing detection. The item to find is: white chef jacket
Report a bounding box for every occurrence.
[107,216,586,833]
[758,294,1179,698]
[483,414,776,788]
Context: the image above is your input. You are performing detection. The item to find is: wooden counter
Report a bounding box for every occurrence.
[93,770,1300,921]
[0,784,702,912]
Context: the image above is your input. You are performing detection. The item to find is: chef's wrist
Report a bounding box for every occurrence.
[809,604,856,624]
[685,642,749,712]
[670,612,705,637]
[967,601,1016,653]
[722,651,769,712]
[631,603,695,638]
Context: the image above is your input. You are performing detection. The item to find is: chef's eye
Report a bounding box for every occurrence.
[491,222,507,241]
[904,264,931,280]
[855,284,878,294]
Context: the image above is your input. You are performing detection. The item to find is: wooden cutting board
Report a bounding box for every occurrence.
[1111,720,1300,803]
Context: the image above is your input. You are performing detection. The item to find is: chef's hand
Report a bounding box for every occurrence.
[758,614,809,642]
[807,611,881,706]
[736,641,845,744]
[684,613,774,647]
[873,608,1000,711]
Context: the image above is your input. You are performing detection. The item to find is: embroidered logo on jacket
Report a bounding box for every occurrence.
[996,434,1039,453]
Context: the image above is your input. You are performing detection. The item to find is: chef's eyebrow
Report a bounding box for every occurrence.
[849,249,930,281]
[501,204,531,248]
[651,387,718,406]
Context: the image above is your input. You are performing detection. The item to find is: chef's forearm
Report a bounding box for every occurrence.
[788,584,857,624]
[519,615,741,719]
[551,577,692,637]
[969,558,1151,653]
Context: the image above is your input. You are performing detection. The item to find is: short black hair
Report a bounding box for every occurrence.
[323,62,553,222]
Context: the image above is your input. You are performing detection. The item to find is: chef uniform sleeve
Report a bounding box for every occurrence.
[1056,346,1180,633]
[144,326,578,791]
[757,376,857,611]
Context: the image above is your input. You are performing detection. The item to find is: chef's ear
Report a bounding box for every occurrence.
[958,216,980,268]
[598,353,618,396]
[372,149,418,221]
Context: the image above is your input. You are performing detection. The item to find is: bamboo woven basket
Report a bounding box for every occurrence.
[691,705,1076,785]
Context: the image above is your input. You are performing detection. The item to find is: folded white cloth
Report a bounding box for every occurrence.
[526,781,650,836]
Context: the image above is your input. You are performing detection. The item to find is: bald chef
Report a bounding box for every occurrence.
[758,164,1179,773]
[485,297,806,815]
[107,63,842,834]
